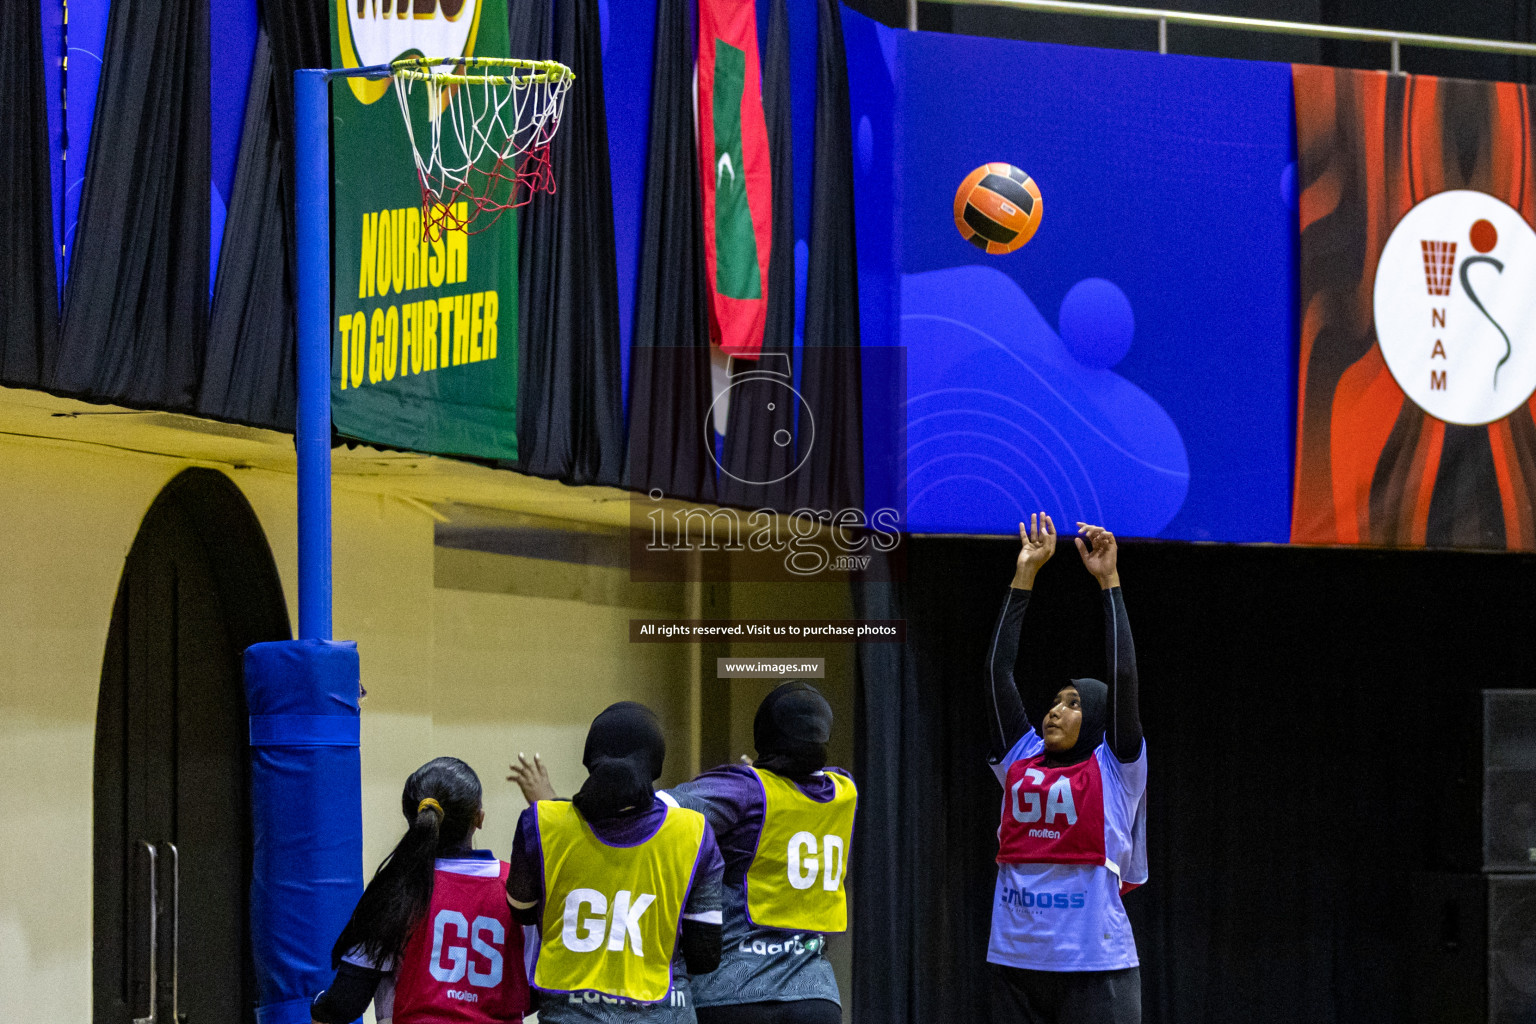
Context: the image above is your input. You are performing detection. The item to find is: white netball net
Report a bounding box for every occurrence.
[391,56,574,235]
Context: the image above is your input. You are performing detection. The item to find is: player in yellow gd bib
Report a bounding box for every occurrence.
[660,682,856,1024]
[506,703,725,1022]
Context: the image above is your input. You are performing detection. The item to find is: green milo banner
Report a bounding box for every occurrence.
[330,0,518,460]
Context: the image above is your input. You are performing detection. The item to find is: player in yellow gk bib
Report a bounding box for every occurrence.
[506,703,725,1023]
[660,682,856,1024]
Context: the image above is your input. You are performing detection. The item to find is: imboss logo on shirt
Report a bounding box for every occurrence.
[1000,887,1086,911]
[428,909,505,986]
[561,888,657,956]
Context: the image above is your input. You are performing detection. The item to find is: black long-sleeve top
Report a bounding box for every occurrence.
[985,584,1142,763]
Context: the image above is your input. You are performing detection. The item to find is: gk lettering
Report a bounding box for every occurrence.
[561,888,657,956]
[428,910,505,986]
[1010,769,1078,825]
[787,832,846,891]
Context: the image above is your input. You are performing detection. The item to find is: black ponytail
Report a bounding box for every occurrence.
[331,756,482,968]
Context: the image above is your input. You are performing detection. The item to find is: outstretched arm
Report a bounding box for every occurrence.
[311,964,385,1024]
[986,514,1056,760]
[1076,524,1141,762]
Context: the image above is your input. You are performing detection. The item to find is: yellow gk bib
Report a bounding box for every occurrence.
[743,768,857,933]
[532,801,706,1003]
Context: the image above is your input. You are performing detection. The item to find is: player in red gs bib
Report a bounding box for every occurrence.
[984,515,1147,1024]
[312,757,531,1024]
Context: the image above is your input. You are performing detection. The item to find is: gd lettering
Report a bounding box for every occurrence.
[787,831,846,891]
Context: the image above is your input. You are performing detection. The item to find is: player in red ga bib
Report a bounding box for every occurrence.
[312,757,532,1024]
[983,515,1147,1024]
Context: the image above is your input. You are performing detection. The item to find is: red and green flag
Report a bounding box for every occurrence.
[698,0,773,359]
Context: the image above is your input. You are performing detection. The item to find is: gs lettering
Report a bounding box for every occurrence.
[428,910,504,986]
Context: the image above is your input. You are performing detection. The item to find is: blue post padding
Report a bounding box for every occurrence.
[245,639,362,1021]
[294,68,333,642]
[250,715,361,747]
[254,997,316,1024]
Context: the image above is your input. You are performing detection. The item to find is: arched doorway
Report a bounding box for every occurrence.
[94,469,290,1024]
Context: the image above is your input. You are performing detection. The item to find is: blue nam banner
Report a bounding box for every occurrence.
[845,8,1297,542]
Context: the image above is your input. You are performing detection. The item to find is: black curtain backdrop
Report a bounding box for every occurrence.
[717,0,799,512]
[259,0,329,278]
[795,0,862,513]
[202,29,297,431]
[509,0,625,485]
[507,0,553,107]
[856,537,1536,1024]
[623,0,717,505]
[0,0,58,387]
[57,0,210,408]
[851,570,925,1021]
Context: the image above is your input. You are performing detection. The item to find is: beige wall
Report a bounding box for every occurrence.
[0,427,860,1023]
[429,548,695,860]
[0,434,706,1022]
[0,441,179,1022]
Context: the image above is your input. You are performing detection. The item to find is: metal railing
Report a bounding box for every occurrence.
[906,0,1536,73]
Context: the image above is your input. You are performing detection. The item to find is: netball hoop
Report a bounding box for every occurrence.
[287,56,570,640]
[388,56,574,236]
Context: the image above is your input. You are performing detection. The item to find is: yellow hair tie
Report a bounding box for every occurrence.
[417,797,444,819]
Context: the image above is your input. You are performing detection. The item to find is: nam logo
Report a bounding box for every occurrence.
[334,0,483,104]
[1374,190,1536,426]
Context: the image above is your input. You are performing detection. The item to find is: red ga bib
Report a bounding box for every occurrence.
[996,753,1108,868]
[394,862,529,1024]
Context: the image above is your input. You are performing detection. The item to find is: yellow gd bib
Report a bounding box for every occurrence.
[532,801,706,1003]
[743,768,857,933]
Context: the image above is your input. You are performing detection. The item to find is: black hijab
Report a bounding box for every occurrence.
[1043,677,1107,767]
[753,681,833,780]
[572,702,666,820]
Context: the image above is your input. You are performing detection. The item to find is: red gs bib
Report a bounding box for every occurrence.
[394,862,529,1024]
[996,753,1108,868]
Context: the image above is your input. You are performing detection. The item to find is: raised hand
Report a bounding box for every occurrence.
[1074,523,1120,589]
[1013,512,1057,589]
[507,751,557,805]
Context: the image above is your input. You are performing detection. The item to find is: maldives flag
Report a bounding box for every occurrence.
[698,0,772,359]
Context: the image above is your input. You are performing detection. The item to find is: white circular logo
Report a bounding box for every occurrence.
[344,0,479,68]
[1374,190,1536,426]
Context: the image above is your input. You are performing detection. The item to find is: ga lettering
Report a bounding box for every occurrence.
[1009,768,1078,826]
